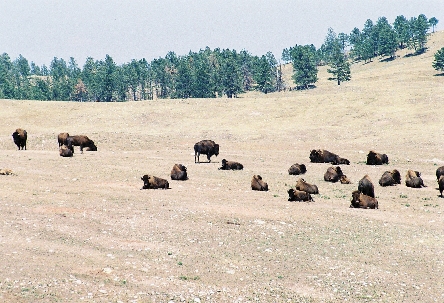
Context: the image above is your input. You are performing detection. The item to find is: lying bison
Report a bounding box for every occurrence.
[141,175,169,189]
[366,150,389,165]
[438,176,444,197]
[219,159,243,170]
[350,190,378,209]
[194,140,219,163]
[310,149,350,165]
[295,178,319,194]
[358,175,375,198]
[405,170,426,188]
[379,169,401,187]
[12,128,27,150]
[288,188,313,202]
[171,164,188,181]
[288,163,307,175]
[59,144,73,157]
[66,135,97,153]
[436,166,444,181]
[251,175,268,191]
[324,166,350,183]
[57,132,69,148]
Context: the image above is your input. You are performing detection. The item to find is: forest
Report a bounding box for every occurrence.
[0,14,438,102]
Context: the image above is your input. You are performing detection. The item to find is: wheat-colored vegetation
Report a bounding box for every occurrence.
[0,31,443,302]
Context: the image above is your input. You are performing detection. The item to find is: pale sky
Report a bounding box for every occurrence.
[0,0,442,66]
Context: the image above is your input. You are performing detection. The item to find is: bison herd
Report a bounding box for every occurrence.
[9,131,444,206]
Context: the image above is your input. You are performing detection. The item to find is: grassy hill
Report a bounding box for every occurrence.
[0,31,443,302]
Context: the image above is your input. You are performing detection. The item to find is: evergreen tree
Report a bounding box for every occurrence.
[0,53,15,99]
[290,44,318,89]
[393,15,410,49]
[327,44,351,85]
[408,14,430,52]
[432,47,444,72]
[81,57,99,101]
[429,17,439,33]
[375,17,398,59]
[220,49,242,97]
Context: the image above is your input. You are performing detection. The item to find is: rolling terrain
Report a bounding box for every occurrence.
[0,31,443,302]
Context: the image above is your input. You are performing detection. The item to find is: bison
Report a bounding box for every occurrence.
[141,175,169,189]
[194,140,219,163]
[324,166,350,183]
[287,188,313,202]
[219,159,243,170]
[59,144,73,157]
[251,175,268,191]
[12,128,27,150]
[309,149,350,165]
[436,166,444,181]
[405,170,426,188]
[438,175,444,197]
[65,135,97,154]
[350,190,378,209]
[379,169,401,187]
[366,150,389,165]
[171,164,188,181]
[295,178,319,194]
[57,132,69,148]
[358,175,375,198]
[288,163,307,175]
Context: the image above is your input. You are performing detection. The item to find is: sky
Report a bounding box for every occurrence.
[0,0,442,67]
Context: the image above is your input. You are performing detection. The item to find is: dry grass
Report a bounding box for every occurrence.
[0,32,444,302]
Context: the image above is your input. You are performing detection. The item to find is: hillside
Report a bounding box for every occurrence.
[0,31,443,302]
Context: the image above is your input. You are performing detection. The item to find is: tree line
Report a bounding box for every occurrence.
[0,13,439,101]
[0,48,282,102]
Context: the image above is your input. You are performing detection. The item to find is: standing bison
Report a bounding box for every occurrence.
[12,128,27,150]
[66,135,97,153]
[171,164,188,180]
[379,170,401,187]
[358,175,375,198]
[251,175,268,191]
[57,132,69,147]
[295,178,319,194]
[350,190,378,209]
[288,163,306,175]
[366,151,389,165]
[288,188,313,202]
[141,175,169,189]
[219,159,243,170]
[194,140,219,163]
[310,149,350,165]
[324,166,350,183]
[405,170,426,188]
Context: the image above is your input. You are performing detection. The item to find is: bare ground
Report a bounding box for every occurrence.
[0,32,444,303]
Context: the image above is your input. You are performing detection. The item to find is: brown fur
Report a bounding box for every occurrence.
[340,175,351,184]
[366,150,389,165]
[141,175,169,189]
[405,170,425,188]
[324,166,349,183]
[350,190,379,209]
[219,159,243,170]
[171,164,188,181]
[309,149,350,165]
[194,140,219,163]
[251,175,268,191]
[12,128,27,150]
[379,170,401,187]
[358,175,375,198]
[295,178,319,194]
[59,144,73,157]
[66,135,97,153]
[287,189,313,202]
[288,163,307,175]
[436,166,444,181]
[57,132,69,147]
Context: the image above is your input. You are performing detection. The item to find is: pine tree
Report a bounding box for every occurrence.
[432,47,444,73]
[327,43,351,85]
[290,44,318,89]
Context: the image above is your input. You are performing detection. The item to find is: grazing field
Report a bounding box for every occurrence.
[1,32,444,302]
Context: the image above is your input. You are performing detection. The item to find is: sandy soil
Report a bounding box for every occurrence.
[0,32,443,302]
